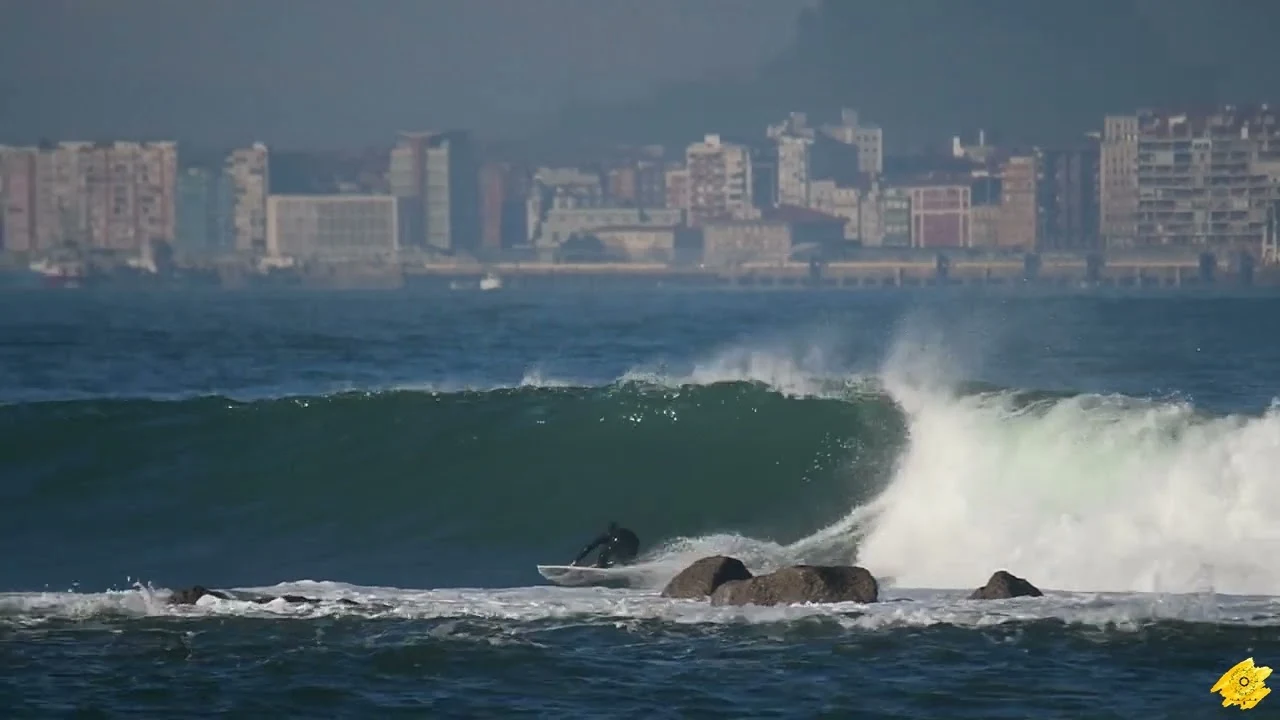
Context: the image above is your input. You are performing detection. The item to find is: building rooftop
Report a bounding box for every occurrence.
[888,170,975,188]
[763,204,848,225]
[1139,105,1280,138]
[593,225,681,233]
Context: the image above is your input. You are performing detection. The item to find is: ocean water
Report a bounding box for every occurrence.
[3,288,1280,718]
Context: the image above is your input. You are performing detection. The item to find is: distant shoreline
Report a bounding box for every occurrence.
[7,254,1279,292]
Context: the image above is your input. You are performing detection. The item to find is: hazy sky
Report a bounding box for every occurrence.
[0,0,814,148]
[5,0,1280,153]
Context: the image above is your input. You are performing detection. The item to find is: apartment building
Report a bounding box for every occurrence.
[266,194,398,261]
[685,134,756,226]
[998,155,1038,250]
[1134,106,1280,251]
[0,147,37,252]
[1100,115,1139,247]
[227,143,270,253]
[1037,142,1101,251]
[775,134,812,208]
[0,141,177,254]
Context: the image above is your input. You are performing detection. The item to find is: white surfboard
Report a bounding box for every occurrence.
[536,564,636,588]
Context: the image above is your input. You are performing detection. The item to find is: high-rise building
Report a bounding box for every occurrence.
[0,147,37,253]
[775,134,812,208]
[1134,106,1280,251]
[9,141,177,254]
[82,141,177,252]
[425,131,480,253]
[479,162,508,251]
[1100,115,1139,247]
[998,155,1038,249]
[34,142,91,250]
[389,131,431,249]
[685,134,756,226]
[1037,142,1101,251]
[479,161,528,252]
[227,143,269,253]
[389,130,480,253]
[177,166,233,256]
[747,142,777,212]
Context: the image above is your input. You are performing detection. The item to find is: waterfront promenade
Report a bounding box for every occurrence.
[403,252,1274,289]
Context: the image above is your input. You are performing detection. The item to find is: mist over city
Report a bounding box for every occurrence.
[4,3,1280,718]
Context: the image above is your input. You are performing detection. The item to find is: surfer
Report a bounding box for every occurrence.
[572,521,639,568]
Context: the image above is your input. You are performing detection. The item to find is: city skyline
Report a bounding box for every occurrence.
[9,100,1280,270]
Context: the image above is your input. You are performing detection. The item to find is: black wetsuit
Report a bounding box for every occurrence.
[573,524,640,568]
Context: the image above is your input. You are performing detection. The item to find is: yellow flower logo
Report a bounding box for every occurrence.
[1211,657,1273,710]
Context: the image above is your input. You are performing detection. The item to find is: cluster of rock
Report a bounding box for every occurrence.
[660,556,1042,606]
[168,562,1043,611]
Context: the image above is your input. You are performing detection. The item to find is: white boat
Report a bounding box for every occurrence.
[479,273,502,291]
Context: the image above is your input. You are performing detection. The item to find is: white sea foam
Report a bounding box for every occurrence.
[639,327,1280,598]
[0,581,1272,632]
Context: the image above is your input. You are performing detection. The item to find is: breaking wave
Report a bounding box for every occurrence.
[4,336,1280,626]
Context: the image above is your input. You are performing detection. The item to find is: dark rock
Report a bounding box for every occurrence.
[168,586,361,607]
[254,594,319,605]
[709,565,879,607]
[968,570,1043,600]
[661,556,754,599]
[167,586,232,605]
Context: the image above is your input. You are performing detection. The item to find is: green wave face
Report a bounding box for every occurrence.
[0,381,907,591]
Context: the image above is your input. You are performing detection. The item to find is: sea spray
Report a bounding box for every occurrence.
[851,382,1280,596]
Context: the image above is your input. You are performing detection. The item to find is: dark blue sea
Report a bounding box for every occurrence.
[3,287,1280,718]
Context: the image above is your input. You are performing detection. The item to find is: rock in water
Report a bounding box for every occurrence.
[661,556,754,599]
[167,585,360,606]
[709,565,879,607]
[167,586,231,604]
[969,570,1043,600]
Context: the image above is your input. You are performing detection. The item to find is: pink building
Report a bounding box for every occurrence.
[0,148,37,252]
[902,179,971,248]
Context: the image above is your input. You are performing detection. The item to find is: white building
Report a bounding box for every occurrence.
[536,207,684,249]
[266,194,398,261]
[686,134,756,226]
[775,134,812,208]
